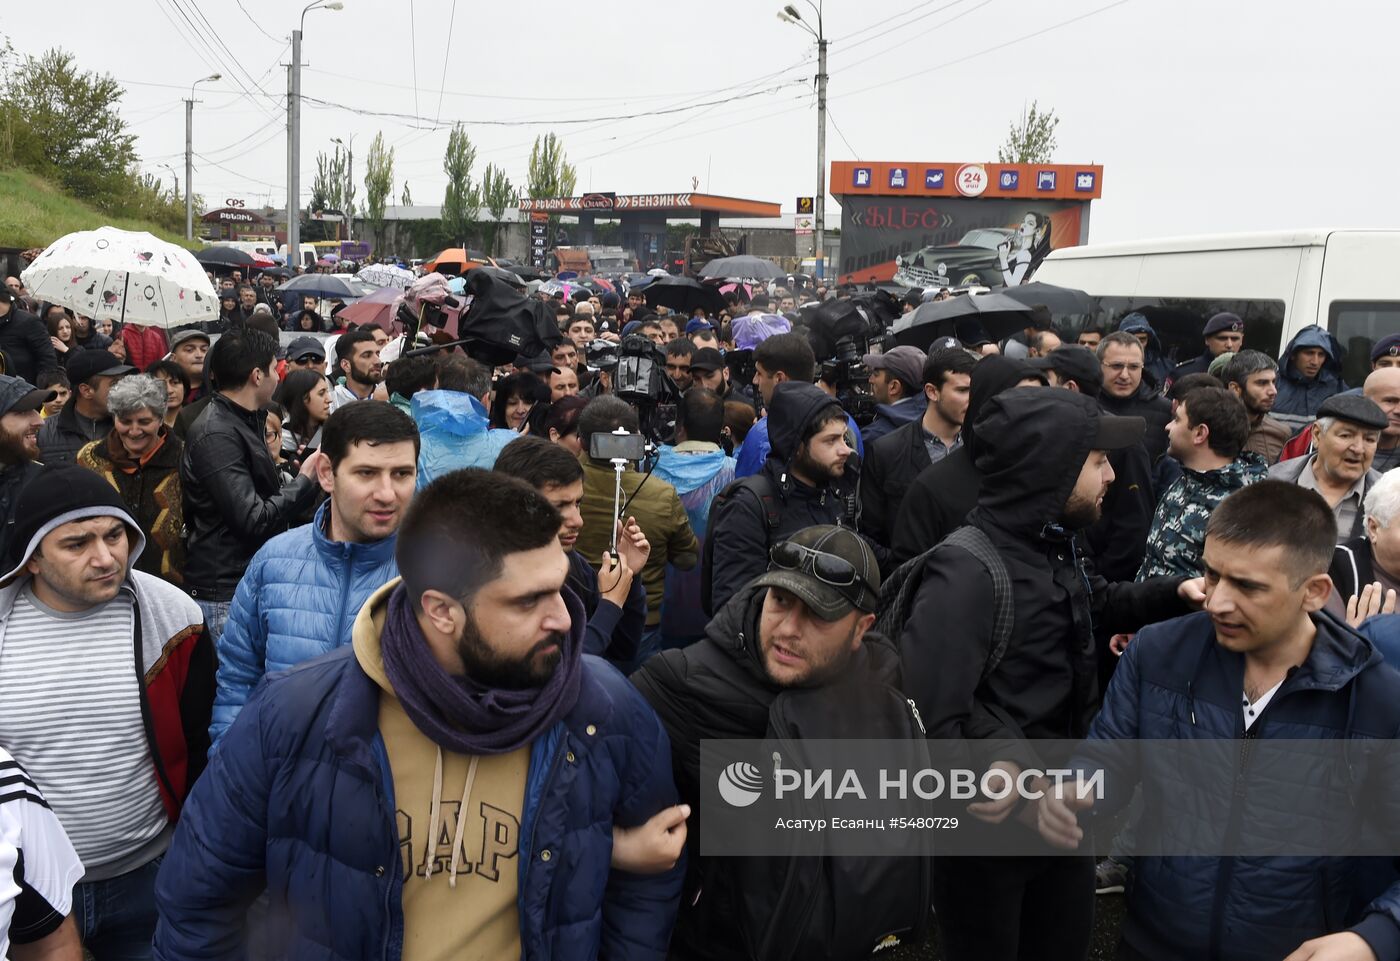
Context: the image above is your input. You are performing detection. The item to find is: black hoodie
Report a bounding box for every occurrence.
[899,389,1190,768]
[706,381,859,604]
[890,356,1037,564]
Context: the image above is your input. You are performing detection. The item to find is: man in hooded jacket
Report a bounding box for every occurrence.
[890,356,1046,565]
[898,389,1202,961]
[707,381,861,605]
[1274,324,1348,433]
[1117,313,1173,391]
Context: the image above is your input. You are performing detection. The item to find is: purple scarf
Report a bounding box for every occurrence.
[379,582,584,755]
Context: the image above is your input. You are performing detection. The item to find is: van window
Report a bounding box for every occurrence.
[1062,296,1286,369]
[1329,300,1400,386]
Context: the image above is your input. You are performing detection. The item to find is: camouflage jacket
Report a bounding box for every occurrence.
[1136,452,1269,580]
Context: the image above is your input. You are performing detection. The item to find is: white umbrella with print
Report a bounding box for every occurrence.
[20,226,218,328]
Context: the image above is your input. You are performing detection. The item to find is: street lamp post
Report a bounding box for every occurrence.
[778,1,826,281]
[160,163,179,205]
[287,1,344,268]
[332,135,355,243]
[185,73,221,241]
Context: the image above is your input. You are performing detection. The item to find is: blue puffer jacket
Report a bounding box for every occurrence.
[155,614,683,960]
[209,501,399,747]
[1085,610,1400,961]
[1273,325,1347,427]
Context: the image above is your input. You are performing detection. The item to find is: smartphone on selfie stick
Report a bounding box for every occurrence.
[589,427,646,558]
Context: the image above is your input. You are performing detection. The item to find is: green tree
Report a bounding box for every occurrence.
[441,124,479,247]
[401,181,412,207]
[526,132,577,201]
[363,132,395,254]
[997,101,1059,164]
[479,162,515,256]
[2,49,137,205]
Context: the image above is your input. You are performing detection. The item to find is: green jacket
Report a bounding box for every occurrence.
[576,457,698,627]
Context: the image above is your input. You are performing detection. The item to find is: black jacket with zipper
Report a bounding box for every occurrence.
[899,389,1190,772]
[858,416,936,561]
[706,382,861,606]
[0,306,58,385]
[180,392,318,599]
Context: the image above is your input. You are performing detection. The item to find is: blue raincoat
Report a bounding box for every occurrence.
[652,445,736,645]
[411,389,518,490]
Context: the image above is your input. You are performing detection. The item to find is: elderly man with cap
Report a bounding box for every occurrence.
[0,374,54,557]
[632,524,890,961]
[1166,311,1245,389]
[896,389,1203,961]
[37,350,135,466]
[861,344,928,443]
[0,465,212,959]
[1269,394,1387,542]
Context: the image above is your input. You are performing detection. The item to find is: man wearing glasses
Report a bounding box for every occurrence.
[1097,331,1172,464]
[631,524,884,960]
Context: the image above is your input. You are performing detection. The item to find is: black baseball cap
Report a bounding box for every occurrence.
[285,335,326,362]
[689,347,724,372]
[752,525,881,621]
[65,350,136,385]
[0,375,55,416]
[1028,346,1103,394]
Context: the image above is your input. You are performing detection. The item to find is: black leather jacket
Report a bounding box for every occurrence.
[180,392,317,599]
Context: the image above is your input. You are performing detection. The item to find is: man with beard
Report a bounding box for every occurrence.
[897,390,1203,961]
[707,382,860,610]
[0,375,53,558]
[154,469,683,961]
[331,328,383,410]
[494,435,649,670]
[1222,349,1291,463]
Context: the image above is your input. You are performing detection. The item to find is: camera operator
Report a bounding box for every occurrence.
[580,340,619,398]
[733,333,865,479]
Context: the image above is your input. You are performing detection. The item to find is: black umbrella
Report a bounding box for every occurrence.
[892,293,1032,350]
[195,245,260,268]
[998,281,1094,316]
[478,265,526,287]
[262,266,293,280]
[698,255,785,280]
[643,275,726,315]
[275,274,367,300]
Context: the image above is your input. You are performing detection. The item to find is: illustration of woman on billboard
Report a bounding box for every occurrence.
[997,212,1052,285]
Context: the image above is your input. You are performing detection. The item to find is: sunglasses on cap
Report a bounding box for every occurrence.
[769,541,873,595]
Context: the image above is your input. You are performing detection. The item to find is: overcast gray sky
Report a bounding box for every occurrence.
[5,0,1396,243]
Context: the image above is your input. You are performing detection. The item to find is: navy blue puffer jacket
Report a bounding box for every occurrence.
[210,501,400,747]
[1085,610,1400,961]
[154,627,683,960]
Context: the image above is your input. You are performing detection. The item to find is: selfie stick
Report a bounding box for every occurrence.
[608,427,629,558]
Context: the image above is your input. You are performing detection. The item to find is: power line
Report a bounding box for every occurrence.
[825,105,862,159]
[408,0,420,122]
[832,0,941,42]
[195,152,283,190]
[833,0,1133,100]
[832,0,977,56]
[435,0,457,124]
[233,0,285,44]
[154,0,280,124]
[829,0,991,74]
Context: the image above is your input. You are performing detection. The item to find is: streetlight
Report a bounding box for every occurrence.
[778,0,826,281]
[287,1,344,268]
[185,73,221,241]
[332,135,355,243]
[159,163,179,204]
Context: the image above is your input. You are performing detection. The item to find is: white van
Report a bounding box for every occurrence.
[277,243,319,268]
[1034,229,1400,384]
[202,239,278,258]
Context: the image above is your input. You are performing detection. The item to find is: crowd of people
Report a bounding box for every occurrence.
[0,257,1399,961]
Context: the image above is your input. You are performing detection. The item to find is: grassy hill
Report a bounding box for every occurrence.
[0,168,193,250]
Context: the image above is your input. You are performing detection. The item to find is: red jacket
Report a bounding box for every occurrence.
[1278,424,1314,463]
[122,323,170,371]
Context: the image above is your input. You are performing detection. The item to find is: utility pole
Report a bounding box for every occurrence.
[287,2,344,268]
[185,74,219,241]
[815,33,827,282]
[287,28,302,266]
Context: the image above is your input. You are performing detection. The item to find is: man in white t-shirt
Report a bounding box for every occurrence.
[0,746,83,960]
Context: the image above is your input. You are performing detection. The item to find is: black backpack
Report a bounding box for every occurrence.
[699,472,858,618]
[875,525,1014,679]
[723,657,935,960]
